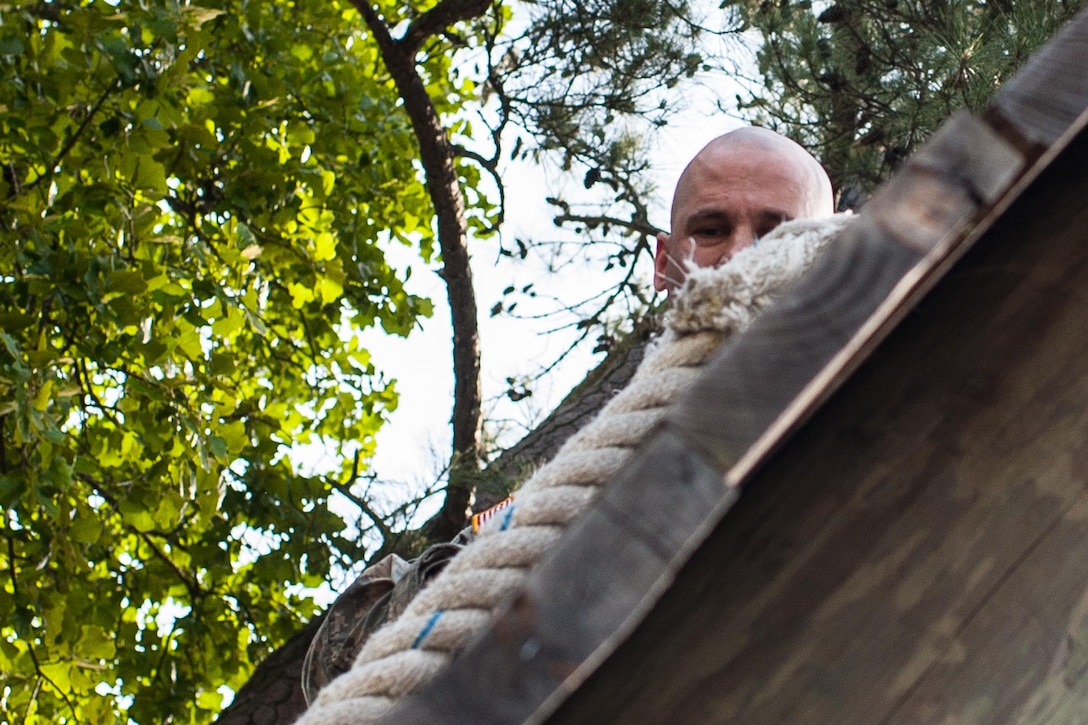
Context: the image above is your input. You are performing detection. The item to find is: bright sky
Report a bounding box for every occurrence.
[358,86,745,506]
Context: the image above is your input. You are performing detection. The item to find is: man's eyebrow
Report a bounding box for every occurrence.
[759,209,793,223]
[685,209,732,225]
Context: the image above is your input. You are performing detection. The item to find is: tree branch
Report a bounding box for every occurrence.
[400,0,492,56]
[452,143,506,233]
[550,211,663,239]
[328,451,394,545]
[76,473,204,602]
[349,0,488,541]
[22,78,121,194]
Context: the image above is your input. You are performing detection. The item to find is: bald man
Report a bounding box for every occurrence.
[654,127,834,293]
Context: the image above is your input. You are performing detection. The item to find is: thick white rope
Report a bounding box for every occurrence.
[296,214,853,724]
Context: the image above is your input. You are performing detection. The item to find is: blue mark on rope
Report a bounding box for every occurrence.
[412,611,443,649]
[499,504,516,531]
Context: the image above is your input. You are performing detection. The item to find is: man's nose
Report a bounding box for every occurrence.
[734,226,759,252]
[713,228,756,267]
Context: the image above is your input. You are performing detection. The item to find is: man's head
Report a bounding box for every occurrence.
[654,127,834,293]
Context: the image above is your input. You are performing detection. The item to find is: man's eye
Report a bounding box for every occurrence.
[694,227,728,239]
[758,217,789,238]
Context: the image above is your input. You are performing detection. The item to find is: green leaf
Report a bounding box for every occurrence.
[208,435,228,460]
[186,6,226,26]
[0,312,35,332]
[132,158,168,196]
[209,351,236,375]
[0,475,25,507]
[77,625,117,660]
[119,498,156,533]
[287,282,315,308]
[69,514,103,544]
[317,275,343,305]
[313,232,337,262]
[0,34,26,57]
[108,270,148,295]
[197,689,223,710]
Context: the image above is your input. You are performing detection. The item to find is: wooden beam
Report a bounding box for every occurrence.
[381,9,1088,723]
[546,115,1088,725]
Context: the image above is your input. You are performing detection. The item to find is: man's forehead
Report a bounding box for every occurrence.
[681,205,794,225]
[678,146,804,196]
[676,151,811,212]
[667,128,833,235]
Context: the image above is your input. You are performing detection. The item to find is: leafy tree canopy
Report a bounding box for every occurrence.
[21,0,1081,721]
[0,0,455,720]
[0,0,716,717]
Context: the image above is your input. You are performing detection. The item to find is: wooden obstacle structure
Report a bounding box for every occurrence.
[383,9,1088,723]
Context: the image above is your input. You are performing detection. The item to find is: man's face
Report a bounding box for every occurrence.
[654,140,822,293]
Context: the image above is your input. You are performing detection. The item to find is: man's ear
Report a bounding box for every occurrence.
[654,232,671,292]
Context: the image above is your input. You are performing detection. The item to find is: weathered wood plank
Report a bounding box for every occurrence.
[382,160,940,723]
[380,10,1088,724]
[891,488,1088,724]
[988,8,1088,152]
[545,125,1088,725]
[383,429,735,722]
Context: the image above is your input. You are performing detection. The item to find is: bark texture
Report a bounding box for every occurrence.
[350,0,488,543]
[214,616,324,725]
[472,312,662,511]
[211,314,662,725]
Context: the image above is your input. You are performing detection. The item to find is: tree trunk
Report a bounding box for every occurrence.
[212,312,661,724]
[349,0,488,544]
[214,616,323,725]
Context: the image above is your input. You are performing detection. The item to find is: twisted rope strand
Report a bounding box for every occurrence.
[296,214,852,725]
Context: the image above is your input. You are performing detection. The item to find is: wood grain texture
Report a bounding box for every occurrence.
[382,217,926,724]
[379,124,1021,722]
[721,114,1030,489]
[673,112,1026,477]
[375,10,1088,724]
[988,8,1088,151]
[864,111,1024,256]
[669,226,920,473]
[545,125,1088,725]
